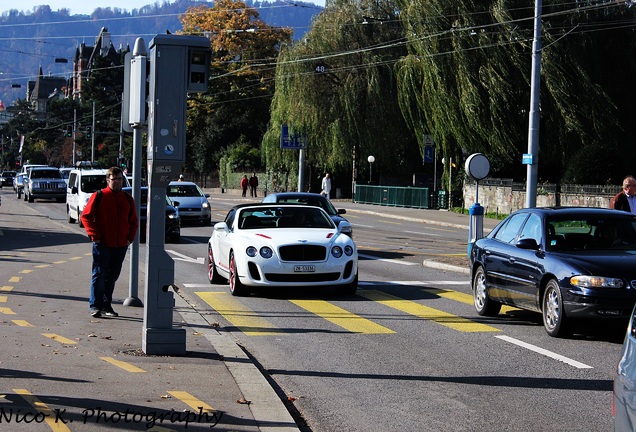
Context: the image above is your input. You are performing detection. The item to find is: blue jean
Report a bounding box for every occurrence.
[89,242,128,310]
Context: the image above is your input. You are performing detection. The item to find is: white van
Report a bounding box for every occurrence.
[66,169,130,226]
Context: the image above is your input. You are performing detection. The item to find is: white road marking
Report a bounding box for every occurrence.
[360,280,468,286]
[166,250,205,264]
[358,253,418,266]
[496,335,593,369]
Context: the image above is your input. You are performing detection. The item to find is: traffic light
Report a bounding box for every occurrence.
[65,126,72,138]
[85,126,91,139]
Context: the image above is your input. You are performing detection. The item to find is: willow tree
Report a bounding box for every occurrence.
[264,0,421,190]
[179,0,293,178]
[395,0,627,184]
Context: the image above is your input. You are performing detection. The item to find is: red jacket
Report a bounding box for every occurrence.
[81,187,138,247]
[240,177,249,188]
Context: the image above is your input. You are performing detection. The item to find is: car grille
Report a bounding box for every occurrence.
[37,182,63,190]
[180,207,201,212]
[265,272,341,282]
[279,245,327,261]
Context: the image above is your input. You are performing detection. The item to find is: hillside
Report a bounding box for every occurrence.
[0,0,321,105]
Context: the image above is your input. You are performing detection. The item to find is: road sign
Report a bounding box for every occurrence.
[280,124,304,149]
[424,145,434,163]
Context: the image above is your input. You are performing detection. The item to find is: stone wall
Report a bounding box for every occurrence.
[463,183,617,216]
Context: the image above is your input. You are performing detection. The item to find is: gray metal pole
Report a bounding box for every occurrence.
[91,101,95,163]
[525,0,542,208]
[297,147,305,192]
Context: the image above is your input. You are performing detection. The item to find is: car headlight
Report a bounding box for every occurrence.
[331,246,343,258]
[340,224,352,234]
[344,245,354,256]
[570,275,624,288]
[246,246,258,257]
[260,247,273,259]
[202,201,210,209]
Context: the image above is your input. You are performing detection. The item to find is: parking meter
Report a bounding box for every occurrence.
[465,153,490,257]
[143,34,210,355]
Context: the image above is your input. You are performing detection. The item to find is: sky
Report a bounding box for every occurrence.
[1,0,325,16]
[2,1,162,15]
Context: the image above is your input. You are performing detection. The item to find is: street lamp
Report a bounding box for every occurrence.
[368,155,375,184]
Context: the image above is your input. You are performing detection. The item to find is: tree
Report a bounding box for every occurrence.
[179,0,293,178]
[394,0,627,184]
[264,0,422,192]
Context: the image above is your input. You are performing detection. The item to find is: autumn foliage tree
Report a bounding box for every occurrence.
[179,0,292,177]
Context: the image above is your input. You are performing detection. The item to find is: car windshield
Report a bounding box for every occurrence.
[547,216,636,251]
[167,184,202,197]
[81,175,107,192]
[238,206,335,230]
[30,169,62,179]
[276,196,338,216]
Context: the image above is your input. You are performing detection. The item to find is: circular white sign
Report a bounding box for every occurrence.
[465,153,490,180]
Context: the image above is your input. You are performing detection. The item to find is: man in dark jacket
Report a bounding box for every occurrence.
[610,176,636,214]
[81,167,138,318]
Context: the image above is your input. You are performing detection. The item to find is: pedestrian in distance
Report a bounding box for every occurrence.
[240,174,249,197]
[610,175,636,214]
[321,173,332,199]
[249,172,259,198]
[178,174,185,182]
[81,167,138,318]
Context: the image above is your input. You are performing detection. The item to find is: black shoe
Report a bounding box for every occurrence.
[90,308,102,318]
[102,307,118,317]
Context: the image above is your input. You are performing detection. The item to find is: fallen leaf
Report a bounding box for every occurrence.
[236,398,251,405]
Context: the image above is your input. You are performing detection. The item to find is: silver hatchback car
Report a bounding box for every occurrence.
[166,181,211,225]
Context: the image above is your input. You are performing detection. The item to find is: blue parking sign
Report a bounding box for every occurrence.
[424,145,434,163]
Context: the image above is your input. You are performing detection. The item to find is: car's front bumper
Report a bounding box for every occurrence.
[235,259,358,287]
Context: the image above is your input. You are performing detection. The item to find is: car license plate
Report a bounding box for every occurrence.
[294,265,316,272]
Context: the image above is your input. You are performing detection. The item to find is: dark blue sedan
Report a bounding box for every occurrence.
[262,192,352,237]
[470,207,636,337]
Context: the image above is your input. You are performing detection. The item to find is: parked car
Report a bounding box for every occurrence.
[206,203,357,296]
[23,166,66,203]
[470,207,636,337]
[66,168,130,227]
[0,170,16,187]
[614,303,636,431]
[166,181,211,225]
[261,192,352,237]
[59,167,73,186]
[122,187,180,243]
[13,173,25,198]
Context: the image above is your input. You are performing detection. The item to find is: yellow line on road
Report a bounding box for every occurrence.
[70,256,83,261]
[53,261,67,265]
[99,356,146,373]
[13,320,33,327]
[0,286,12,291]
[9,277,20,282]
[420,287,519,314]
[290,299,395,334]
[42,334,77,345]
[168,390,216,413]
[358,290,500,333]
[19,269,33,274]
[0,295,6,302]
[0,307,16,315]
[196,292,280,336]
[13,389,71,432]
[35,264,51,268]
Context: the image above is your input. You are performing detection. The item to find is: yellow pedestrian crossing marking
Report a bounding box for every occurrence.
[43,334,77,345]
[19,270,33,274]
[290,299,395,334]
[100,357,146,373]
[196,292,280,336]
[13,320,33,327]
[0,286,12,291]
[35,264,51,268]
[169,391,216,413]
[0,295,6,302]
[358,290,500,333]
[419,287,518,314]
[0,307,16,315]
[13,389,71,432]
[9,277,20,283]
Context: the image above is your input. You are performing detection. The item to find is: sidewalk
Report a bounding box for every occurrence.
[0,187,492,432]
[0,188,299,432]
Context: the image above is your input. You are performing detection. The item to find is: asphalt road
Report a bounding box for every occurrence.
[4,189,626,432]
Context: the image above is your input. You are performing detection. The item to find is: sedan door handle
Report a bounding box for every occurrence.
[508,257,516,263]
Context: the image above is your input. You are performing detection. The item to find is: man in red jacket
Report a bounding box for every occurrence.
[81,167,138,318]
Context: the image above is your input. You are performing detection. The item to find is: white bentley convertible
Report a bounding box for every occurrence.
[206,204,358,296]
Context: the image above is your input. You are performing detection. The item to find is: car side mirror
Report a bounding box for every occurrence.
[338,209,347,215]
[172,200,180,207]
[214,222,228,232]
[71,186,78,194]
[516,238,539,250]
